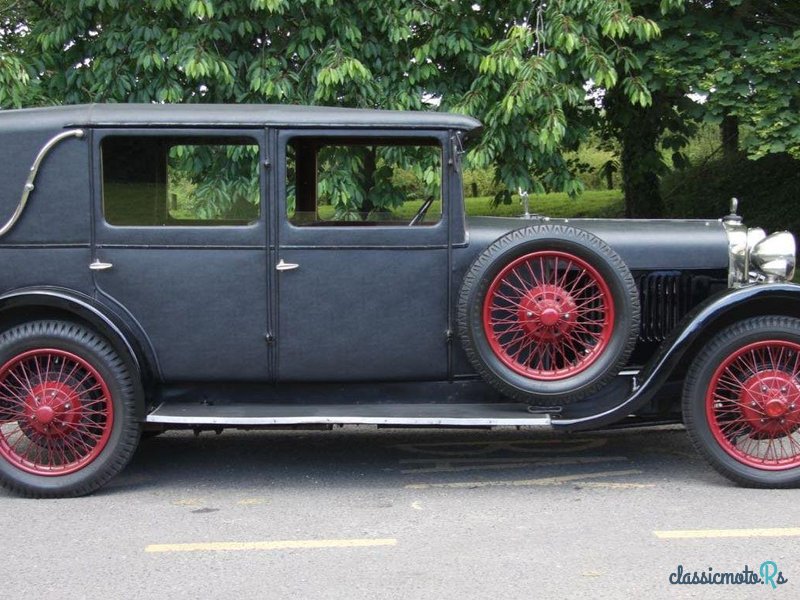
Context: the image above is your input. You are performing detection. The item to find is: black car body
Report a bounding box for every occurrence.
[0,104,798,496]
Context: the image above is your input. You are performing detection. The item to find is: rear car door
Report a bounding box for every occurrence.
[92,128,271,381]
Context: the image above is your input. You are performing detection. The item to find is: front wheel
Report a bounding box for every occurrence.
[0,321,140,497]
[683,316,800,487]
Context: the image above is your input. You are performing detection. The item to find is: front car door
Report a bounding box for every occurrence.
[92,128,271,382]
[274,129,451,382]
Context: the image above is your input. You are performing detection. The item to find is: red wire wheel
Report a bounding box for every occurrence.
[483,250,615,380]
[706,340,800,470]
[0,349,114,476]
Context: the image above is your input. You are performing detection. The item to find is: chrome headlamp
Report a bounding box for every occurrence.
[751,232,796,281]
[722,198,796,286]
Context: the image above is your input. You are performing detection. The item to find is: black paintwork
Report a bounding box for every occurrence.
[554,283,800,430]
[0,104,797,428]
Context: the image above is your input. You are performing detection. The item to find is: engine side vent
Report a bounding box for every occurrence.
[638,271,695,342]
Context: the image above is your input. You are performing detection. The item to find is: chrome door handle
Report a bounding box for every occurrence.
[89,259,113,271]
[276,259,299,271]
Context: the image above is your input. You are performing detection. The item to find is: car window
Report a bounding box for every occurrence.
[286,138,442,226]
[101,135,260,226]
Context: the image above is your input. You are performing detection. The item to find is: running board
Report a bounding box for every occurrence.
[145,401,552,428]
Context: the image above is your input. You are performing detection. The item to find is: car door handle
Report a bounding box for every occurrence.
[276,259,299,271]
[89,259,113,271]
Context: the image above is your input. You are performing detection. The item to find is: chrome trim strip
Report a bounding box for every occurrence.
[145,414,553,427]
[0,129,85,238]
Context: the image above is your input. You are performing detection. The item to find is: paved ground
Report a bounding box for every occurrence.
[2,425,796,599]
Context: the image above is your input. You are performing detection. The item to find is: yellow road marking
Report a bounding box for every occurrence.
[146,538,397,554]
[171,498,203,507]
[576,481,655,489]
[404,469,643,489]
[236,498,266,506]
[400,455,628,474]
[393,438,607,456]
[655,527,800,540]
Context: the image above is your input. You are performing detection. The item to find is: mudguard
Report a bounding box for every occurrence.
[0,286,158,415]
[554,283,800,431]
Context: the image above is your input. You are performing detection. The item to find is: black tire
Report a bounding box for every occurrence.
[457,224,640,405]
[683,315,800,488]
[0,320,140,497]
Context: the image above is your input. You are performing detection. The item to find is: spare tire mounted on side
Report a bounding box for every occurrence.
[458,224,640,406]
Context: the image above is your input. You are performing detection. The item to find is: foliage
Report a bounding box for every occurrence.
[646,1,800,161]
[600,0,800,215]
[464,189,624,218]
[1,0,679,216]
[167,142,260,220]
[663,152,800,236]
[2,0,797,222]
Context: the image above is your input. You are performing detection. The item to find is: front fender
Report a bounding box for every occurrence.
[554,283,800,431]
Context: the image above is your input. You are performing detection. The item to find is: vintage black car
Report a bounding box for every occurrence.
[0,104,797,497]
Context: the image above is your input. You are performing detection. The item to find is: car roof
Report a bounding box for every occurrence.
[0,103,482,132]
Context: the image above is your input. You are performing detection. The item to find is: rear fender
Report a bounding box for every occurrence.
[0,287,158,417]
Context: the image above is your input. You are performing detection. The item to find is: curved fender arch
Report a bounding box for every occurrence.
[553,283,800,431]
[0,286,160,417]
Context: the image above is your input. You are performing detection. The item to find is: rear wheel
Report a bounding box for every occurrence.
[0,321,140,497]
[683,316,800,487]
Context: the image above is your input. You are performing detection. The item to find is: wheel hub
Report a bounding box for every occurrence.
[517,284,578,342]
[739,370,800,437]
[23,380,81,436]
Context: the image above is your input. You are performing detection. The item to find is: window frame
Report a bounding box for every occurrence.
[92,128,267,248]
[276,128,450,249]
[285,136,444,228]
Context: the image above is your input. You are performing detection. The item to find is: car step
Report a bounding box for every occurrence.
[145,401,552,428]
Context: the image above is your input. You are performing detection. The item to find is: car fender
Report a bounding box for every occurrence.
[554,283,800,431]
[0,286,158,417]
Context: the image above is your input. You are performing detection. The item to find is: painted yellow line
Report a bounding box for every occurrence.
[404,469,642,489]
[145,538,397,554]
[400,455,629,474]
[655,527,800,540]
[576,481,655,490]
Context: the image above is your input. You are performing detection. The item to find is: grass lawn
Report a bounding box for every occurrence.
[312,189,625,222]
[465,190,624,218]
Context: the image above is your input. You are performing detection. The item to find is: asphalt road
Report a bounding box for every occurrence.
[2,425,797,599]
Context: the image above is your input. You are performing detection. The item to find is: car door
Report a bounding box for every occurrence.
[91,128,271,381]
[274,129,451,382]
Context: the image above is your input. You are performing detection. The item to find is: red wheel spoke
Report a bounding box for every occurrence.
[483,250,614,381]
[0,349,114,476]
[707,339,800,471]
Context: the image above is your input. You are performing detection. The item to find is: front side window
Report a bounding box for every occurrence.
[102,135,260,226]
[286,137,442,226]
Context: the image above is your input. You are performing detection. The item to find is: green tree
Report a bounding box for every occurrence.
[0,1,677,213]
[602,0,800,216]
[3,0,797,220]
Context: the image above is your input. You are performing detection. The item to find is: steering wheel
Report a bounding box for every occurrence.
[409,196,435,226]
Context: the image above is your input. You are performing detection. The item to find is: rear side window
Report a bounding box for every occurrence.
[101,136,260,226]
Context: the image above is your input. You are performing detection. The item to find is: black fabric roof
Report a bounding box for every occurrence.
[0,103,481,131]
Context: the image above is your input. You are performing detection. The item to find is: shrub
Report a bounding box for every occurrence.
[662,153,800,236]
